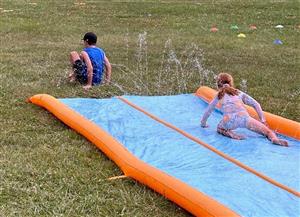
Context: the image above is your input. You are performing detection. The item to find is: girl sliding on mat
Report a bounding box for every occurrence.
[200,73,288,146]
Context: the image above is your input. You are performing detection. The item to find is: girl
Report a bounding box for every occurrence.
[200,73,288,146]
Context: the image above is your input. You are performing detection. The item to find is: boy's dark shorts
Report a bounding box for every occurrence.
[73,60,87,84]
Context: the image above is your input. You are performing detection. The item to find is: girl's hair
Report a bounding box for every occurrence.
[217,73,239,99]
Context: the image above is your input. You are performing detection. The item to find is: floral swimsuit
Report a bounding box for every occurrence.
[201,91,265,130]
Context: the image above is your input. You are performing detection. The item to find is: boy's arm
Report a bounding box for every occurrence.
[201,95,219,127]
[104,55,112,83]
[241,92,266,123]
[81,51,93,89]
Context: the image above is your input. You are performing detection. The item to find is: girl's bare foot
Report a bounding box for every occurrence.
[218,128,245,140]
[229,132,245,140]
[272,139,288,147]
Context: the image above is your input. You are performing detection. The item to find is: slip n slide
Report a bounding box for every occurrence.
[29,86,300,217]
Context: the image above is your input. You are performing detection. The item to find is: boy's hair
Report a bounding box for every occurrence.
[217,72,239,99]
[82,32,97,45]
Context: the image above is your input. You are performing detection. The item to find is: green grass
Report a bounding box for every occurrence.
[0,0,299,216]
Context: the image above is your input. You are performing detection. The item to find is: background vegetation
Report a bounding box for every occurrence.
[0,0,299,216]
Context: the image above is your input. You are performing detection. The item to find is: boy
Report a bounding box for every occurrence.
[69,32,112,90]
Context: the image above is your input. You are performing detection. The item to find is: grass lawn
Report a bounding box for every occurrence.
[0,0,299,216]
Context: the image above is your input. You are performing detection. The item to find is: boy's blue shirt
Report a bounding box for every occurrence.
[84,46,105,85]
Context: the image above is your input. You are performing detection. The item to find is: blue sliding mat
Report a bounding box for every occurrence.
[60,94,300,217]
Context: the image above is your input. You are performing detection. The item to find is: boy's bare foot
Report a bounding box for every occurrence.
[83,84,92,90]
[69,76,75,83]
[68,72,76,83]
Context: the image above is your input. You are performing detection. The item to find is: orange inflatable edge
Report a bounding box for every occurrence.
[28,94,240,217]
[196,86,300,140]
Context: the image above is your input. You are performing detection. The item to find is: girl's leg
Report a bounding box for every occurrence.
[217,118,245,140]
[246,118,288,146]
[217,127,245,140]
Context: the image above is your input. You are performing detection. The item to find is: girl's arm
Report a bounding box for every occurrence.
[241,92,266,123]
[201,95,219,127]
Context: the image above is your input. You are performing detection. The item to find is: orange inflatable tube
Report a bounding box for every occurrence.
[196,86,300,140]
[29,94,239,217]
